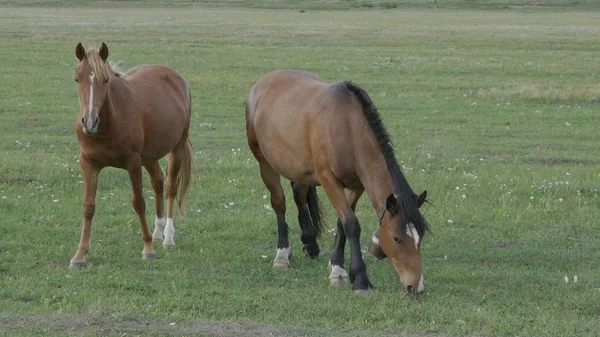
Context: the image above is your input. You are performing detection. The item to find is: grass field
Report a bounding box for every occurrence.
[3,0,600,10]
[1,2,599,337]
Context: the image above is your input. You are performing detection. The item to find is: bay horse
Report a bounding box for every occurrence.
[246,70,430,293]
[69,43,193,268]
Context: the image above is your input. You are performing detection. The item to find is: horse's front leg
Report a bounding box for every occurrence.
[329,188,364,285]
[70,156,100,268]
[127,156,156,260]
[319,173,372,293]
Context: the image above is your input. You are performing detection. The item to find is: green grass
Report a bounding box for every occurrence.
[3,0,600,10]
[1,4,599,337]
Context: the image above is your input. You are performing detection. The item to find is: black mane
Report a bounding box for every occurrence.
[343,81,430,237]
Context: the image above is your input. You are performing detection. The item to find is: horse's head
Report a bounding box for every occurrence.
[73,42,111,135]
[370,190,428,294]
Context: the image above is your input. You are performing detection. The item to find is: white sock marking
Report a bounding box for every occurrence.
[163,218,175,246]
[153,217,165,240]
[274,248,290,261]
[328,261,348,284]
[273,247,291,268]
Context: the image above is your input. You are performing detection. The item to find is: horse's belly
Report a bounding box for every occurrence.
[141,117,185,160]
[142,140,177,161]
[257,135,318,185]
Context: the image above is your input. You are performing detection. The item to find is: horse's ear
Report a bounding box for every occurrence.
[99,42,109,61]
[75,42,85,61]
[417,190,427,208]
[385,193,398,215]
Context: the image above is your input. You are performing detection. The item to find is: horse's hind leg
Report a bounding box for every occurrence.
[145,161,165,242]
[163,143,186,248]
[248,120,290,268]
[291,182,319,258]
[257,160,290,269]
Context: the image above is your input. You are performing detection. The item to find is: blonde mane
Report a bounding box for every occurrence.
[75,48,122,82]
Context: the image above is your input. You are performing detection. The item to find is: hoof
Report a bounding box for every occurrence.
[352,279,374,292]
[152,237,164,243]
[330,274,349,286]
[328,262,349,286]
[273,261,291,269]
[302,244,320,259]
[273,247,291,269]
[162,242,175,249]
[69,262,85,269]
[142,253,157,261]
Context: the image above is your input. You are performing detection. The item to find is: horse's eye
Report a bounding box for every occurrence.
[74,78,79,82]
[393,236,402,244]
[104,79,109,84]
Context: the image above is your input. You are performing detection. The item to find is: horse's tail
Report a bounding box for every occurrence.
[306,185,324,238]
[177,88,194,215]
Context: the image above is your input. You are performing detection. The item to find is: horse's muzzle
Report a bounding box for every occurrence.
[405,275,425,294]
[81,116,100,135]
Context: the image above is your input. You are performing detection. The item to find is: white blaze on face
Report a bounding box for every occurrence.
[406,223,420,248]
[86,72,95,129]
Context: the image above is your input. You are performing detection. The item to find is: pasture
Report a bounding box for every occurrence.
[1,2,599,336]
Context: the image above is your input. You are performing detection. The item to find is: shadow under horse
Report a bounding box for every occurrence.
[70,43,193,268]
[246,70,430,293]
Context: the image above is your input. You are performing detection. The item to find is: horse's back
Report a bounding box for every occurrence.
[247,69,332,122]
[125,64,189,102]
[247,70,362,185]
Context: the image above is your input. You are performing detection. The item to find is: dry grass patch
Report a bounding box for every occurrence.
[475,84,600,101]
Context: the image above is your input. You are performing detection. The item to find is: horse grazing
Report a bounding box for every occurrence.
[69,43,193,268]
[246,70,430,293]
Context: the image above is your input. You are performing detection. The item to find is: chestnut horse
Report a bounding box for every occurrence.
[69,43,193,268]
[246,70,429,293]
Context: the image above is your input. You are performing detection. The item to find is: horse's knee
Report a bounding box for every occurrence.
[270,194,286,214]
[343,217,361,238]
[164,180,177,198]
[154,177,164,194]
[82,203,95,220]
[131,196,146,214]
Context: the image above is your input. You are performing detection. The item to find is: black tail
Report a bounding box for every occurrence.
[306,185,324,238]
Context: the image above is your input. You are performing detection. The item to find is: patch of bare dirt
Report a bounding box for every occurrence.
[0,312,445,337]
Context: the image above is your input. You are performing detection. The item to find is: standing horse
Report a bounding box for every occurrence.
[69,43,193,268]
[246,70,429,293]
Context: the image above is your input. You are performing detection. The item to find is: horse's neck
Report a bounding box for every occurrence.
[356,150,395,213]
[100,78,132,125]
